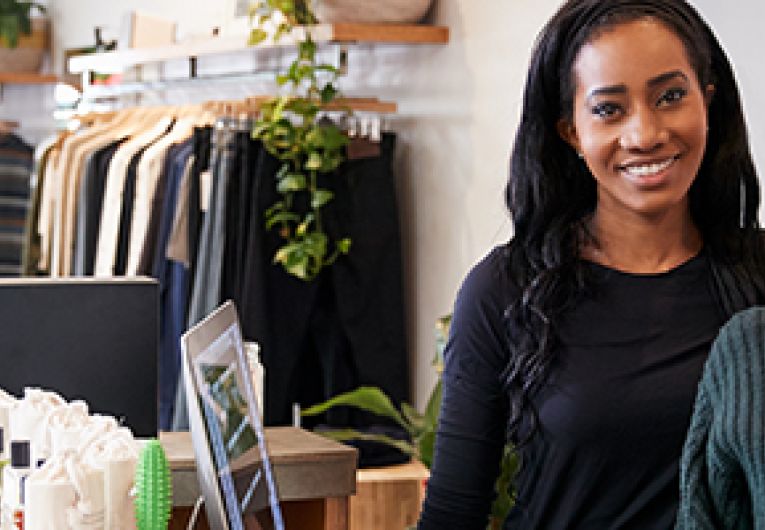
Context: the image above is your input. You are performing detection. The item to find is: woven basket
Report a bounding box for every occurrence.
[0,17,48,73]
[312,0,434,24]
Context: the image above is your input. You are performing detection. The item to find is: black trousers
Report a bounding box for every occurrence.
[238,133,409,427]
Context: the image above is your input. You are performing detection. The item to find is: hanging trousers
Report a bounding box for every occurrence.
[239,132,409,427]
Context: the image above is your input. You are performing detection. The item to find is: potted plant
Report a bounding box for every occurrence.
[311,0,434,24]
[0,0,48,72]
[301,315,520,529]
[250,0,352,281]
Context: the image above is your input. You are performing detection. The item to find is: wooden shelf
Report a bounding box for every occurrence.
[330,23,449,44]
[0,72,58,84]
[68,23,449,74]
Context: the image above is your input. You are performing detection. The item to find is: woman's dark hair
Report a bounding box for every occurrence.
[503,0,765,444]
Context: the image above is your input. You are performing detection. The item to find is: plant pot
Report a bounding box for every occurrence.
[312,0,434,24]
[0,17,48,73]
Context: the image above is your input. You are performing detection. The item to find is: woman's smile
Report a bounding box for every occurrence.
[617,153,682,188]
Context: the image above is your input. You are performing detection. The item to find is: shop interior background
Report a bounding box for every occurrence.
[6,0,762,410]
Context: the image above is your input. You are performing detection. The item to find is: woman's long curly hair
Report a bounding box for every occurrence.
[503,0,765,444]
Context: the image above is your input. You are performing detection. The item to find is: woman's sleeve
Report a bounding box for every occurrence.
[418,253,511,530]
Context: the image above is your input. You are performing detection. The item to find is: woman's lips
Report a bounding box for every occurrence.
[618,155,680,187]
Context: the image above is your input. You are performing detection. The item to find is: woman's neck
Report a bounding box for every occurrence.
[581,205,703,274]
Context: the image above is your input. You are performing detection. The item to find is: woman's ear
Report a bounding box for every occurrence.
[705,83,715,107]
[556,118,581,154]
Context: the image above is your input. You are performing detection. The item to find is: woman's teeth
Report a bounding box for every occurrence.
[623,157,675,177]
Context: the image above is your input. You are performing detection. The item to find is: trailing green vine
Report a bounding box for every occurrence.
[249,0,352,281]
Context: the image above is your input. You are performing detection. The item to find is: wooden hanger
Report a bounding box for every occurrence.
[0,120,19,134]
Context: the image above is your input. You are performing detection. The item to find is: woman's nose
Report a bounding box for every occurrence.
[619,107,668,151]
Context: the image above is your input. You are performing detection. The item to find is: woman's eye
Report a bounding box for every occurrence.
[658,87,687,106]
[591,102,621,119]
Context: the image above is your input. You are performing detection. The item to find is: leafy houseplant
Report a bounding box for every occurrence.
[302,315,520,529]
[0,0,45,48]
[250,0,352,281]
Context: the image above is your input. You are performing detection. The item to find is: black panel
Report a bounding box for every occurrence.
[0,279,159,436]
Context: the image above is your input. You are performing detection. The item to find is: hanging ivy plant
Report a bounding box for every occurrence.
[249,0,352,281]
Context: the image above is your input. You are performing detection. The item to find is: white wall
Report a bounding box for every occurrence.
[42,0,765,411]
[43,0,564,410]
[690,0,765,221]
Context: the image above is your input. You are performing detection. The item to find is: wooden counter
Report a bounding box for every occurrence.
[161,427,358,530]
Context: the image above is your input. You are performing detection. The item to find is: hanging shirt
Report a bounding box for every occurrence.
[0,133,33,276]
[94,117,173,277]
[21,133,58,275]
[126,118,194,276]
[72,140,124,276]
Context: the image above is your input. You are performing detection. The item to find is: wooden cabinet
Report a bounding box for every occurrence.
[161,427,358,530]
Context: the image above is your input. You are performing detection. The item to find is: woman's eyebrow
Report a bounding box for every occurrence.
[585,70,690,103]
[586,84,627,104]
[647,70,689,88]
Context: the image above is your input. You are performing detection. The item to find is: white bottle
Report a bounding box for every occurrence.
[245,342,265,419]
[2,440,31,527]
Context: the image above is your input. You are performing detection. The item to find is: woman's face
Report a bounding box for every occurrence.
[559,18,712,219]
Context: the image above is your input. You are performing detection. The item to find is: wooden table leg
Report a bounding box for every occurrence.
[324,497,349,530]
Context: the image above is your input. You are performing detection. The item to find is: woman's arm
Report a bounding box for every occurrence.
[418,251,512,529]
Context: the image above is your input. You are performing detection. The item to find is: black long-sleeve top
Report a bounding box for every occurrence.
[418,246,725,529]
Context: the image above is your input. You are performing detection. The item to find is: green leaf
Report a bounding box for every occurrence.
[320,125,349,150]
[248,28,268,46]
[302,231,328,259]
[264,201,285,218]
[417,429,436,468]
[274,0,295,14]
[277,173,307,193]
[274,22,291,41]
[265,211,299,230]
[285,98,319,117]
[297,64,314,81]
[305,151,323,170]
[336,238,351,254]
[273,244,296,264]
[273,123,294,138]
[272,96,290,121]
[296,213,315,236]
[282,257,310,280]
[320,83,338,104]
[401,402,425,434]
[424,379,442,428]
[316,429,416,458]
[490,445,520,521]
[298,38,316,61]
[315,64,340,75]
[251,121,272,139]
[301,386,409,429]
[276,74,290,86]
[311,189,333,209]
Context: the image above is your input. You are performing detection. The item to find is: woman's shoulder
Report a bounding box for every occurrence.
[450,244,520,341]
[447,245,515,377]
[457,244,517,308]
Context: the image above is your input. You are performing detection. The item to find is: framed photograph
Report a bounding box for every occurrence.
[181,301,284,530]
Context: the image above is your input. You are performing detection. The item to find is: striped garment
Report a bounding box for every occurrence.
[676,306,765,529]
[0,135,33,276]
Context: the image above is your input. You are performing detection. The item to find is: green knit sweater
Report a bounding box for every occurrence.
[676,306,765,529]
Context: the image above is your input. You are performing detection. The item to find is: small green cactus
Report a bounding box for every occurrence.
[134,439,172,530]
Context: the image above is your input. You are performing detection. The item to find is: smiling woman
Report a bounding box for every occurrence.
[418,1,765,529]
